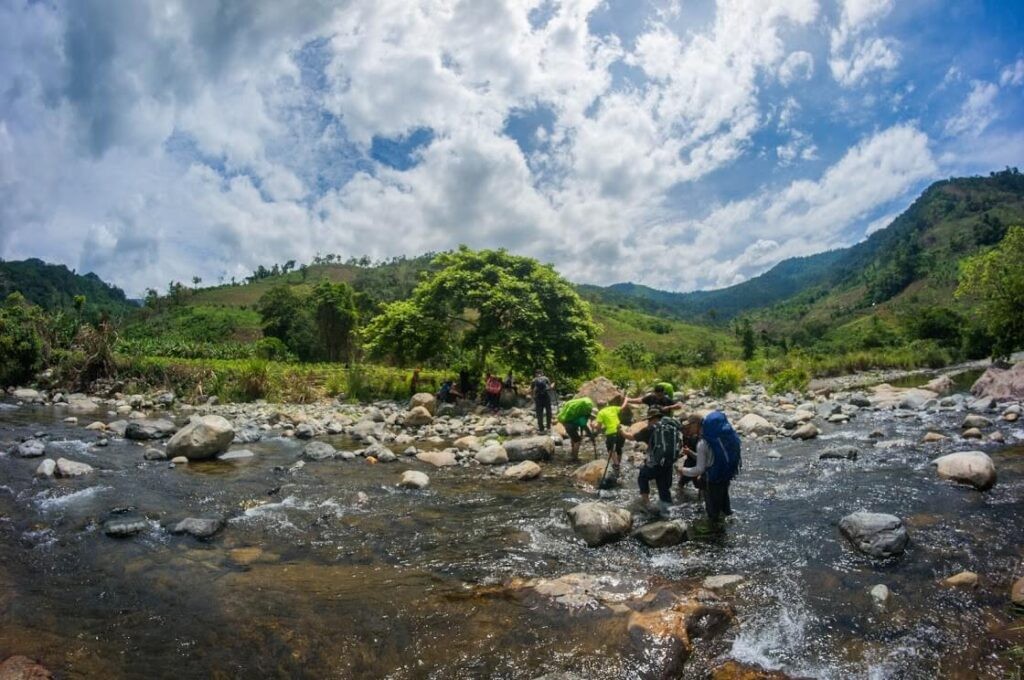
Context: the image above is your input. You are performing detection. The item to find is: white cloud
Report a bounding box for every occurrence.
[829,0,900,87]
[1001,58,1024,87]
[944,80,1000,138]
[778,50,815,86]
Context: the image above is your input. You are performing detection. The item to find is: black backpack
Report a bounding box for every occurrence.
[646,417,682,468]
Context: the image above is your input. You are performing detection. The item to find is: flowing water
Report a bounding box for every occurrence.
[1,400,1023,678]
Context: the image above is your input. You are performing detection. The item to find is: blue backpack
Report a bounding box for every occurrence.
[702,411,742,484]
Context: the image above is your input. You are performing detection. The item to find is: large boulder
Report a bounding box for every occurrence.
[166,415,234,461]
[838,511,909,559]
[124,418,176,441]
[415,450,457,467]
[55,458,94,477]
[0,655,53,680]
[735,413,774,436]
[409,392,437,415]
[566,502,632,547]
[573,458,611,487]
[405,406,434,427]
[13,388,44,401]
[474,444,508,465]
[626,589,734,678]
[574,376,621,407]
[503,460,542,480]
[502,436,555,462]
[931,451,997,491]
[971,362,1024,401]
[634,520,688,548]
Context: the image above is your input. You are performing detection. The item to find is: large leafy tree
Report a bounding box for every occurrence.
[956,225,1024,360]
[363,247,600,378]
[0,293,45,386]
[309,280,358,362]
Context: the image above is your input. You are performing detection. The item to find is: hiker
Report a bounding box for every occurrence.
[595,394,628,478]
[679,411,742,526]
[623,383,684,413]
[556,396,597,462]
[484,373,503,410]
[624,406,683,516]
[409,368,421,397]
[503,371,515,390]
[531,369,555,431]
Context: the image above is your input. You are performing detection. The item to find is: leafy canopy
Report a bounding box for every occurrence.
[363,247,600,378]
[956,224,1024,360]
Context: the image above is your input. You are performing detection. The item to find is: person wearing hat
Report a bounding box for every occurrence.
[624,405,684,516]
[622,383,685,413]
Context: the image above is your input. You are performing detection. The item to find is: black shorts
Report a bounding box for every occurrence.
[565,422,584,442]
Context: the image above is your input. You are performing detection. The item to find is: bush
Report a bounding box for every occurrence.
[769,366,810,394]
[255,337,294,361]
[692,361,745,397]
[0,295,45,386]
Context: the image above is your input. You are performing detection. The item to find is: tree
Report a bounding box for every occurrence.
[612,341,654,369]
[309,280,358,362]
[0,293,45,386]
[191,276,202,289]
[738,318,756,360]
[363,247,600,378]
[956,225,1024,360]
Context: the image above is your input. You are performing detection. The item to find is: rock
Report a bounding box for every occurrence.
[398,470,430,489]
[971,362,1024,400]
[66,395,99,413]
[376,449,397,463]
[634,520,688,548]
[13,388,43,401]
[943,570,978,588]
[166,415,234,460]
[234,425,263,444]
[124,418,176,441]
[106,420,128,437]
[709,660,805,680]
[103,517,148,538]
[35,459,56,478]
[503,460,542,480]
[791,423,819,440]
[574,376,621,407]
[499,387,517,408]
[870,384,938,410]
[989,431,1005,443]
[409,392,437,415]
[735,413,774,436]
[0,655,53,680]
[870,584,890,607]
[1012,577,1024,608]
[627,590,735,678]
[171,517,224,539]
[404,406,433,427]
[56,458,93,477]
[931,451,997,491]
[217,449,255,461]
[924,375,955,394]
[899,391,934,411]
[766,450,782,460]
[828,413,849,423]
[143,448,167,461]
[1004,411,1020,422]
[848,394,872,408]
[475,444,508,465]
[63,416,78,424]
[294,423,315,439]
[155,391,175,406]
[170,456,188,465]
[962,427,983,439]
[12,439,45,458]
[819,446,858,461]
[702,574,745,590]
[968,396,996,411]
[921,431,948,443]
[302,441,337,461]
[84,421,106,431]
[962,414,992,429]
[573,458,611,487]
[415,450,457,467]
[350,419,380,439]
[453,435,480,450]
[839,511,908,559]
[502,436,555,462]
[566,502,632,547]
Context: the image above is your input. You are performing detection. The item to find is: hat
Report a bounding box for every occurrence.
[647,406,664,419]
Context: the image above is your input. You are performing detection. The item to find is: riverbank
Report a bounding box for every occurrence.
[2,359,1024,678]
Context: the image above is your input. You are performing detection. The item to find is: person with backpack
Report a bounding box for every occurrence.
[556,396,597,462]
[484,373,503,410]
[625,406,683,516]
[530,369,555,432]
[680,411,742,526]
[623,383,685,413]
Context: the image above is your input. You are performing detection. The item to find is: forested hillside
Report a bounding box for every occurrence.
[0,258,131,316]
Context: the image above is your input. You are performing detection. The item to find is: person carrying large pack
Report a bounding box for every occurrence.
[679,411,742,526]
[557,396,596,461]
[531,369,555,432]
[624,406,683,516]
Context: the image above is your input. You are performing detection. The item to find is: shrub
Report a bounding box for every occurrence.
[0,294,45,386]
[769,366,810,395]
[255,337,294,361]
[692,361,745,397]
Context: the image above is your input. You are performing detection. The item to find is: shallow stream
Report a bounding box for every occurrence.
[1,398,1023,678]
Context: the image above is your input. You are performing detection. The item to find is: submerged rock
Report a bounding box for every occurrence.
[819,445,858,461]
[931,451,996,491]
[838,511,908,559]
[398,470,430,489]
[1012,577,1024,608]
[166,415,234,460]
[143,448,166,461]
[302,441,337,461]
[103,517,148,538]
[709,660,808,679]
[503,460,541,480]
[870,584,890,607]
[702,574,744,590]
[171,517,224,539]
[634,520,688,548]
[217,449,255,461]
[124,418,176,441]
[943,570,978,588]
[503,436,555,462]
[0,655,53,680]
[567,502,632,547]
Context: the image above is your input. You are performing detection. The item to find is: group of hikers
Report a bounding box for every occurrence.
[429,370,515,412]
[533,370,742,529]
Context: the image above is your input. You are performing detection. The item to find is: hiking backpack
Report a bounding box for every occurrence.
[646,417,682,468]
[702,410,742,483]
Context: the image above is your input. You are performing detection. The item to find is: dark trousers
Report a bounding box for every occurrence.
[605,433,624,458]
[535,398,552,430]
[638,465,673,503]
[704,481,732,522]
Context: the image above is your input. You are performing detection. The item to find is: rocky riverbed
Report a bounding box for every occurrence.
[2,363,1024,678]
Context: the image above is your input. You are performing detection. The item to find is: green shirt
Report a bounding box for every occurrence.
[596,406,622,435]
[558,397,595,424]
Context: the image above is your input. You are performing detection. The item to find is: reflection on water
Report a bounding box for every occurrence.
[0,402,1022,678]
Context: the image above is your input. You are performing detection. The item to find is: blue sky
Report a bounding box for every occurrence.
[0,0,1022,295]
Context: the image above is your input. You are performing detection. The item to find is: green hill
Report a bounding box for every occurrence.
[0,258,131,316]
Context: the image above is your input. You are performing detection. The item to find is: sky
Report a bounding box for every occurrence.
[1,0,1023,297]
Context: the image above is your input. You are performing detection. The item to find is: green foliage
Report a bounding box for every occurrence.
[612,341,654,369]
[0,258,130,318]
[256,286,319,361]
[905,306,964,346]
[768,366,810,394]
[738,318,756,360]
[0,293,45,386]
[691,361,745,397]
[255,337,294,361]
[364,247,600,379]
[956,224,1024,359]
[309,280,359,362]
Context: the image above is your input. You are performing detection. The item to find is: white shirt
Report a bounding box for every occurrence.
[680,439,712,478]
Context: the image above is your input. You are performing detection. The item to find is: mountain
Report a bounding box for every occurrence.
[0,258,131,315]
[583,169,1024,333]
